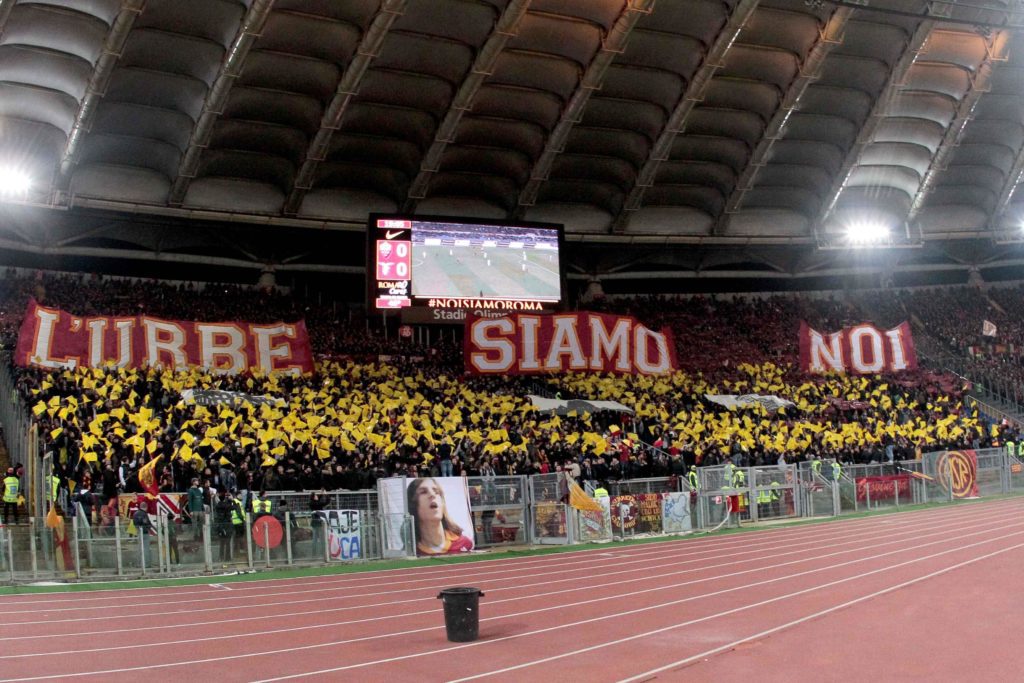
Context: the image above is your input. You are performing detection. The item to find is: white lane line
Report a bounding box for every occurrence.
[616,542,1024,682]
[0,502,996,641]
[1,500,1004,626]
[3,501,957,616]
[2,507,1006,659]
[1,511,1018,681]
[0,499,999,605]
[448,536,1024,682]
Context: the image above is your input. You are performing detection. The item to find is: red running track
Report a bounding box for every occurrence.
[2,497,1023,682]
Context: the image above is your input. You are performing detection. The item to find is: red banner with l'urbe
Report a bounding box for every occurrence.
[15,298,314,374]
[464,312,677,375]
[799,321,917,374]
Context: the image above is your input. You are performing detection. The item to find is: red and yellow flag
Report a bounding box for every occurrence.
[567,477,604,513]
[138,455,162,496]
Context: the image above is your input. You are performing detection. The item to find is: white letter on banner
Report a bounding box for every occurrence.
[633,325,671,374]
[198,324,247,374]
[143,318,187,369]
[469,318,514,372]
[517,316,542,371]
[87,318,134,368]
[27,306,77,369]
[589,315,631,372]
[848,325,884,373]
[885,327,909,371]
[808,329,844,373]
[544,315,587,371]
[252,324,301,375]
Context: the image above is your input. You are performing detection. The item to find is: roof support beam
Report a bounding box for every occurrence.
[512,0,654,220]
[168,0,277,206]
[992,141,1024,233]
[0,236,363,273]
[713,6,852,235]
[989,46,1024,232]
[283,0,408,216]
[401,0,532,214]
[610,0,760,233]
[58,0,146,183]
[0,0,17,40]
[907,30,1006,223]
[815,19,935,231]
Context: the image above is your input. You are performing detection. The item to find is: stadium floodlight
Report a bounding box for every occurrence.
[0,167,31,196]
[845,220,891,245]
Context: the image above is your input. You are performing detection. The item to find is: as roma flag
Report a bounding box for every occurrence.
[137,455,162,496]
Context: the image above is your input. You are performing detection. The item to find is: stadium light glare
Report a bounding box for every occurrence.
[0,167,31,196]
[845,220,890,245]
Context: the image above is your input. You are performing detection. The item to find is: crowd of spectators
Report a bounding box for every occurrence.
[1,269,1019,508]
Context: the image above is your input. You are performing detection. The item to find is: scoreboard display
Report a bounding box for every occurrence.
[368,214,564,312]
[370,218,414,309]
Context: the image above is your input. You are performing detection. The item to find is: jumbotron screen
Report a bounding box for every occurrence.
[367,214,564,311]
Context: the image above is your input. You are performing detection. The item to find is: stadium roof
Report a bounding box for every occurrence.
[4,0,1024,290]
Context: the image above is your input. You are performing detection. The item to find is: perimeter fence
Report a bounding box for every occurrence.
[2,447,1019,583]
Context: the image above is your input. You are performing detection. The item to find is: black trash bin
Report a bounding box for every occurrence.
[437,587,485,642]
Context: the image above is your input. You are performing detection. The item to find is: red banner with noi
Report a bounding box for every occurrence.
[799,321,917,374]
[15,299,314,374]
[464,312,677,375]
[855,475,911,502]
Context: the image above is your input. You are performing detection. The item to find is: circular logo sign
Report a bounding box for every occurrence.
[938,451,976,498]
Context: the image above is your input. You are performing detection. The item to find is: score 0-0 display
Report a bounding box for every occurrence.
[371,219,413,309]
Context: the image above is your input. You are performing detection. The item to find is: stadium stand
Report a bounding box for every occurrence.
[3,270,1015,508]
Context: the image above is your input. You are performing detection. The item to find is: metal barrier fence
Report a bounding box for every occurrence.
[467,475,527,548]
[5,447,1024,583]
[7,505,415,582]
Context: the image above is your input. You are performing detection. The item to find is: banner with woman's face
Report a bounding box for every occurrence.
[379,477,475,557]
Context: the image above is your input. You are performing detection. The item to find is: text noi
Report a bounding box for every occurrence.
[467,313,674,375]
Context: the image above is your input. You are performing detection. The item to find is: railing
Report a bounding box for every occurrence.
[5,448,1024,583]
[5,502,414,582]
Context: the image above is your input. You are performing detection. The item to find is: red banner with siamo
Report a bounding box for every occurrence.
[15,299,314,374]
[799,321,917,374]
[464,312,677,375]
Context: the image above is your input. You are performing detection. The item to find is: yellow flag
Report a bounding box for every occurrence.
[32,402,47,416]
[567,478,603,513]
[261,455,277,467]
[45,505,61,529]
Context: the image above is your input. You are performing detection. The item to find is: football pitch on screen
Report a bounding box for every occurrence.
[412,243,561,300]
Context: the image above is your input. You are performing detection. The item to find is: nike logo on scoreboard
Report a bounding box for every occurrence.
[385,230,405,240]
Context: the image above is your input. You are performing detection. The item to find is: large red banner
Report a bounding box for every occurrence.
[15,299,314,374]
[799,321,917,374]
[855,475,911,502]
[464,312,677,375]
